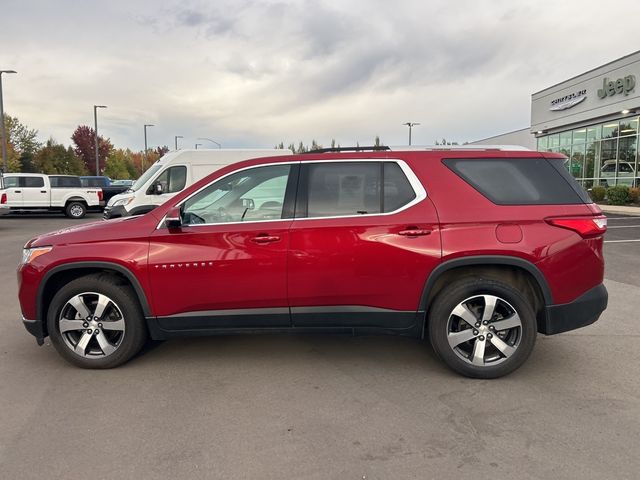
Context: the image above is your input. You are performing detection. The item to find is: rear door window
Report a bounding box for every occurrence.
[443,158,589,205]
[21,177,45,188]
[298,161,418,218]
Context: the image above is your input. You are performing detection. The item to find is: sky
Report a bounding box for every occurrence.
[1,0,640,151]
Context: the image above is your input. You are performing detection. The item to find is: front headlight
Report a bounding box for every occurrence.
[110,196,135,207]
[21,246,53,265]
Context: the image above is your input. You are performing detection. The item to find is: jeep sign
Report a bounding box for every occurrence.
[597,75,636,99]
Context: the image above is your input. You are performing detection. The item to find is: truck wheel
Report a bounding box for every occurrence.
[65,202,86,219]
[46,273,148,368]
[428,278,537,379]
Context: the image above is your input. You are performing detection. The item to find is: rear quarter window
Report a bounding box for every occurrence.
[443,158,590,205]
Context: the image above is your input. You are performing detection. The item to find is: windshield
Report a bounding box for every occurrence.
[131,163,163,191]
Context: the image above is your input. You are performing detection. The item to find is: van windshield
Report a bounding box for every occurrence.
[131,164,162,192]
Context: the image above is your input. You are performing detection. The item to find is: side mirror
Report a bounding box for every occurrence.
[164,206,182,229]
[241,198,255,210]
[154,182,164,195]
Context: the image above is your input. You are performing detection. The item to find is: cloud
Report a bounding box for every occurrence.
[2,0,640,150]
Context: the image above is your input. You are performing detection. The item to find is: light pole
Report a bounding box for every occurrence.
[93,105,107,175]
[174,135,183,150]
[0,69,17,171]
[197,137,222,149]
[194,143,203,150]
[402,122,420,146]
[143,124,154,170]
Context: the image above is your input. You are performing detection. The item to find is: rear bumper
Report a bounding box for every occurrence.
[0,206,10,215]
[22,316,45,346]
[541,283,608,335]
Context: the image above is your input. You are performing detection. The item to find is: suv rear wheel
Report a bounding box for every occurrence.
[428,278,536,378]
[46,274,147,368]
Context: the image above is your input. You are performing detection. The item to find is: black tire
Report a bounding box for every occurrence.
[428,278,537,379]
[46,273,148,368]
[65,201,87,219]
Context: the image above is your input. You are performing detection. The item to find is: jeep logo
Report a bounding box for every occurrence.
[597,75,636,99]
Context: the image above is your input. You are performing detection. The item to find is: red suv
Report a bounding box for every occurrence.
[18,147,608,378]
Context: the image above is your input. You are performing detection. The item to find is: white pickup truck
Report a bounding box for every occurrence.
[0,173,102,219]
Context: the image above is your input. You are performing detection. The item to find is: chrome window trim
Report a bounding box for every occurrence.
[156,159,426,229]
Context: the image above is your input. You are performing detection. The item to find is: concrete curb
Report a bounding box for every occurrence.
[599,204,640,216]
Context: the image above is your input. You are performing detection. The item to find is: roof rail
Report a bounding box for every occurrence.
[304,145,391,154]
[303,144,531,154]
[388,144,531,151]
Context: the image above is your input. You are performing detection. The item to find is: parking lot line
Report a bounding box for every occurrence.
[607,225,640,229]
[604,239,640,243]
[605,217,640,220]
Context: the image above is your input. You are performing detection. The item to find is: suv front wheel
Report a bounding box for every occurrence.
[428,278,537,379]
[46,274,147,368]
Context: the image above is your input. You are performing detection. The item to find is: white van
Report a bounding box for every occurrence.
[104,149,292,219]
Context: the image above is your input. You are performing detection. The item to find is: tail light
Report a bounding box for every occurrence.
[545,216,607,238]
[1,193,6,204]
[98,190,103,201]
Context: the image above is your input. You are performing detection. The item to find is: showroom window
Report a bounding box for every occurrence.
[537,115,639,187]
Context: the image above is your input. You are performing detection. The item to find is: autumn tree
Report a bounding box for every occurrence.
[71,125,113,174]
[34,138,86,175]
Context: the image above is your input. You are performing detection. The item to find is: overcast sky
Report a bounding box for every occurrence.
[2,0,640,151]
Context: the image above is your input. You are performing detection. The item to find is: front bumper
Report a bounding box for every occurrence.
[103,204,128,219]
[541,283,608,335]
[22,316,45,345]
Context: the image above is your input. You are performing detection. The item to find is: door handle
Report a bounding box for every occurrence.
[41,190,47,193]
[14,190,21,193]
[398,228,432,236]
[251,234,281,244]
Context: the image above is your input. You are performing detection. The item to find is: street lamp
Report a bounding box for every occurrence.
[197,137,222,149]
[93,105,107,175]
[143,124,154,170]
[174,135,183,150]
[402,122,420,146]
[0,69,17,171]
[194,143,203,150]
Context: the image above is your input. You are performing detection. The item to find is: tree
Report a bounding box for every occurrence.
[2,114,41,172]
[34,138,86,175]
[154,145,169,156]
[5,114,41,156]
[104,149,134,179]
[435,138,459,146]
[71,125,113,174]
[374,136,381,147]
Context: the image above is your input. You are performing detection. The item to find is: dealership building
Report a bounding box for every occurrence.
[474,50,639,188]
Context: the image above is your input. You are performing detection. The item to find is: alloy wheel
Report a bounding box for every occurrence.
[58,292,126,358]
[446,294,523,367]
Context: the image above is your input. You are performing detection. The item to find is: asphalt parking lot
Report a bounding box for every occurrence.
[0,213,639,480]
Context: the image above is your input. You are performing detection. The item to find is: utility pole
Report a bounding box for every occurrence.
[0,70,17,171]
[143,124,154,170]
[93,105,107,175]
[402,122,420,146]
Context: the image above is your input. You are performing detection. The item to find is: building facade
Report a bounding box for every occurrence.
[474,50,640,188]
[532,51,639,188]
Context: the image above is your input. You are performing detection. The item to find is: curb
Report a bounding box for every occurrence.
[599,204,640,216]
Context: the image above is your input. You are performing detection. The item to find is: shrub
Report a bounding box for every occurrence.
[629,187,640,203]
[606,185,630,205]
[589,186,606,202]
